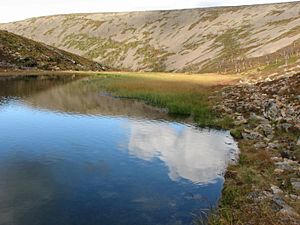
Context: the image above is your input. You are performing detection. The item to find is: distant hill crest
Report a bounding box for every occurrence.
[1,1,300,73]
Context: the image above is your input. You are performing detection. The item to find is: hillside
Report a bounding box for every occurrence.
[0,30,105,71]
[1,2,300,73]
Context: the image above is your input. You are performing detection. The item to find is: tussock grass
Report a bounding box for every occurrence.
[93,72,240,127]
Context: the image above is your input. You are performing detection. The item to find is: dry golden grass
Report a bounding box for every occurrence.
[97,71,241,86]
[92,71,241,127]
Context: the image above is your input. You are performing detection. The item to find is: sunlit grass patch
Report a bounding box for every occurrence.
[92,72,240,127]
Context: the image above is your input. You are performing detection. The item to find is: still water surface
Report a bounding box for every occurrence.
[0,76,238,225]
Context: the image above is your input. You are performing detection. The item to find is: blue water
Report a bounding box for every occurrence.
[0,76,238,225]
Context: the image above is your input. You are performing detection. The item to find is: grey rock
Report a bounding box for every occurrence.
[265,77,272,82]
[271,185,283,195]
[261,124,273,136]
[277,123,292,132]
[279,86,288,94]
[268,142,281,149]
[254,142,267,149]
[221,106,233,113]
[242,130,263,140]
[234,115,247,125]
[249,113,270,124]
[247,191,267,202]
[271,157,282,162]
[272,196,286,211]
[272,196,299,217]
[290,178,300,191]
[274,168,284,174]
[264,100,280,120]
[275,159,298,171]
[290,194,300,201]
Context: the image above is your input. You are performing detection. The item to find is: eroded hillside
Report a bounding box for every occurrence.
[1,2,300,72]
[0,30,104,71]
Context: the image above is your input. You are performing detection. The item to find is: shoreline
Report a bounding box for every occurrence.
[1,70,299,224]
[210,72,300,225]
[0,70,98,77]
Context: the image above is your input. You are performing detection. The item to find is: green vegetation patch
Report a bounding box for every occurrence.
[267,17,296,26]
[200,25,253,73]
[270,25,300,43]
[89,73,232,128]
[188,20,201,31]
[62,33,174,71]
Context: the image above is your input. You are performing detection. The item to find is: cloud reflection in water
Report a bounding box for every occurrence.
[127,121,238,184]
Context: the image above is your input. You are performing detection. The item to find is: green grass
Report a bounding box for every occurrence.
[88,72,240,128]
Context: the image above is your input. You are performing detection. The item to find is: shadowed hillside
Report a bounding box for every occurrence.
[1,2,300,73]
[0,30,105,71]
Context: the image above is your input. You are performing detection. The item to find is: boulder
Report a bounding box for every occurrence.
[263,100,280,120]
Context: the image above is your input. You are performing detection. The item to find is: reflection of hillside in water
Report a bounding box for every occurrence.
[24,79,169,120]
[128,122,238,184]
[0,76,239,184]
[0,155,56,225]
[0,75,77,98]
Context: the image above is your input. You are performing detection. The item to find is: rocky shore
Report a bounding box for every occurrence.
[213,72,300,224]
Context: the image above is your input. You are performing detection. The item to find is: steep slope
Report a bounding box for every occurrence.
[0,30,105,71]
[1,2,300,73]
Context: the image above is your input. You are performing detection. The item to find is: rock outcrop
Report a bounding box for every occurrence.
[215,71,300,224]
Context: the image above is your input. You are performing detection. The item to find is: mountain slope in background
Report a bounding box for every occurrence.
[1,2,300,73]
[0,30,104,71]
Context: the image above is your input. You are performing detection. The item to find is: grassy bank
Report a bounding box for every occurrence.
[90,71,240,127]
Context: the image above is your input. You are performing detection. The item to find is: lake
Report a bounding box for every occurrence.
[0,75,238,225]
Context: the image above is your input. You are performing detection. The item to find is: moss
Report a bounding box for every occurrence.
[221,185,241,206]
[121,27,137,34]
[135,44,172,71]
[201,10,220,22]
[230,128,243,139]
[271,25,300,42]
[43,27,56,36]
[267,17,296,26]
[160,22,168,28]
[188,20,201,31]
[85,20,106,31]
[62,33,174,72]
[200,25,254,73]
[265,10,285,17]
